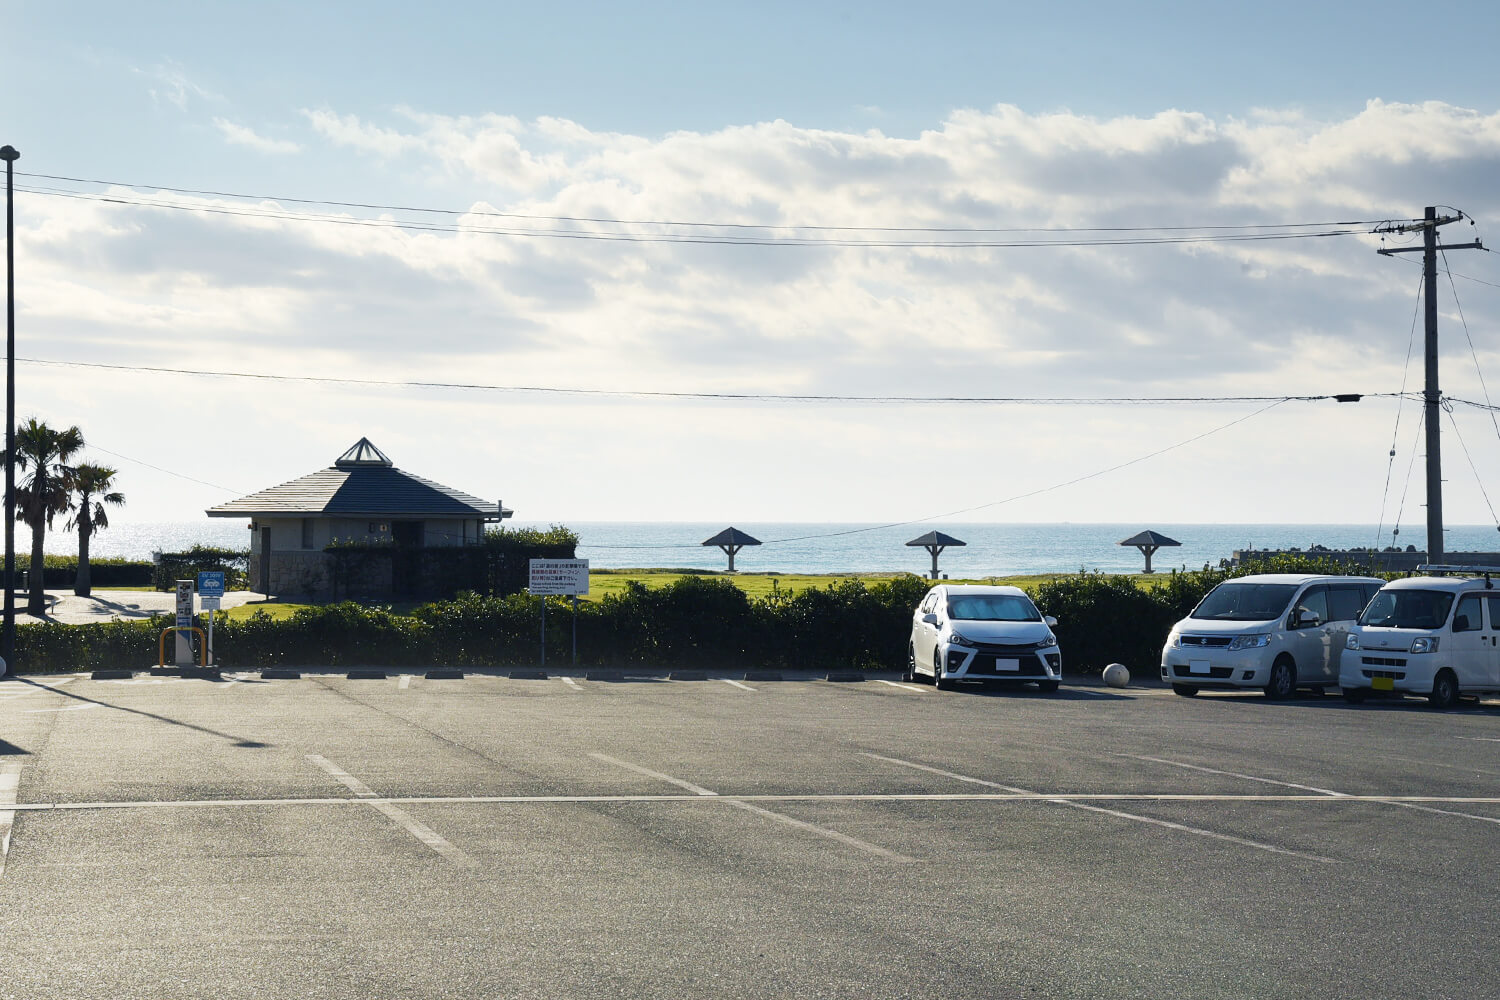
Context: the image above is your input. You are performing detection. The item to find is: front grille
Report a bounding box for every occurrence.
[1362,668,1407,680]
[1179,635,1233,648]
[1173,664,1233,679]
[970,642,1041,655]
[1361,656,1408,668]
[967,653,1045,676]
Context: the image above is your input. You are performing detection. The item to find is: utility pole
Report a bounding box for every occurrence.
[1376,207,1484,565]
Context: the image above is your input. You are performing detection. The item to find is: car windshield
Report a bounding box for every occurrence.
[947,595,1041,622]
[1190,583,1299,622]
[1358,589,1456,630]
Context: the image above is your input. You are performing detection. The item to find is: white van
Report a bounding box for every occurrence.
[1160,574,1383,698]
[1341,571,1500,708]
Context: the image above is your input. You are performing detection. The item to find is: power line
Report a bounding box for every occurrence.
[586,399,1291,549]
[18,357,1407,406]
[15,170,1418,236]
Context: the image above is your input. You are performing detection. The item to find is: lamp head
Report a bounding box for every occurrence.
[0,146,17,163]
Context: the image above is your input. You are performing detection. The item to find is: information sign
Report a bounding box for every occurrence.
[197,571,226,599]
[528,559,590,595]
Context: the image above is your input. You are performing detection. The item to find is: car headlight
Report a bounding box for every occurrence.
[1346,634,1360,650]
[947,631,975,648]
[1410,637,1440,654]
[1037,634,1058,649]
[1227,633,1271,651]
[1170,633,1183,648]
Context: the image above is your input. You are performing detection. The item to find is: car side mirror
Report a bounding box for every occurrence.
[1292,608,1321,628]
[921,613,938,625]
[1044,615,1058,627]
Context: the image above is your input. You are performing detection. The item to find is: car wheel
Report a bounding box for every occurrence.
[1342,686,1369,705]
[1037,679,1060,693]
[1429,669,1459,710]
[934,650,952,691]
[1171,684,1199,697]
[1264,657,1296,700]
[904,644,917,683]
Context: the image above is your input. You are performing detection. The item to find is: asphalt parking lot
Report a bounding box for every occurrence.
[2,671,1498,999]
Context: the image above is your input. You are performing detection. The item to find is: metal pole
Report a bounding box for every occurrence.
[1423,206,1444,564]
[539,597,546,668]
[1,144,17,676]
[571,594,578,666]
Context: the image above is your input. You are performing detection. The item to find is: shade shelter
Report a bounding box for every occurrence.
[907,531,966,580]
[702,527,761,572]
[1119,530,1181,574]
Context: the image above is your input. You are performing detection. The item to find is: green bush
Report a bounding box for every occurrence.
[153,547,250,591]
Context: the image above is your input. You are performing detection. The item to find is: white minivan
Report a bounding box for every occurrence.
[1341,572,1500,708]
[1160,574,1383,698]
[908,584,1063,691]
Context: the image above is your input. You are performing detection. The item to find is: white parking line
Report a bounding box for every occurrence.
[721,679,756,692]
[1118,754,1349,797]
[23,704,101,714]
[864,752,1336,864]
[0,763,18,878]
[561,677,583,692]
[874,679,927,693]
[590,753,914,862]
[589,753,718,796]
[1456,736,1500,743]
[306,754,474,867]
[398,674,413,690]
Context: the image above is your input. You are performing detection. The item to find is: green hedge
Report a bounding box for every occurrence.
[153,547,249,591]
[10,554,1387,674]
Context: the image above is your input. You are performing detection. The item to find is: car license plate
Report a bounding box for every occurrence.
[1372,676,1395,691]
[1189,659,1211,674]
[995,658,1020,672]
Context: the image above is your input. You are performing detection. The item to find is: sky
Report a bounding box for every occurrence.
[4,0,1500,537]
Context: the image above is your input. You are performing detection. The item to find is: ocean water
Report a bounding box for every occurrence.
[53,519,1500,577]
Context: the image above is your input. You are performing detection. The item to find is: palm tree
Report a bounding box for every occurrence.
[67,463,124,597]
[10,419,84,615]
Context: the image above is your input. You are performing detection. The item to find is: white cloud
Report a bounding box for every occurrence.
[135,61,222,111]
[213,118,300,154]
[17,99,1500,527]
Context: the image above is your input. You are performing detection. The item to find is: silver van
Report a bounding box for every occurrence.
[1160,574,1383,698]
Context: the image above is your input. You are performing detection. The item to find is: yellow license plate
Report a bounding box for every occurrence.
[1372,676,1395,691]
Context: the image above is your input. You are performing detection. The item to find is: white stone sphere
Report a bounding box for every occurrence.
[1102,663,1130,688]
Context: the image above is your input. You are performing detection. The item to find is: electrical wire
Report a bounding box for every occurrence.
[1373,271,1425,554]
[1442,249,1500,453]
[17,357,1407,407]
[1443,402,1500,530]
[14,170,1418,236]
[585,399,1289,550]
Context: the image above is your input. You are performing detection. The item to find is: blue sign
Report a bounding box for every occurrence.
[197,571,226,598]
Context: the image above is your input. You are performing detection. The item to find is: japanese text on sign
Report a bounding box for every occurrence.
[528,559,590,595]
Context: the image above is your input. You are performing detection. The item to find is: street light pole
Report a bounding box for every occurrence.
[1,144,17,676]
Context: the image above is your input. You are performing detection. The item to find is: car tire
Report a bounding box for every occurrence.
[1037,680,1060,693]
[934,650,952,691]
[904,644,918,683]
[1264,657,1296,700]
[1342,686,1369,705]
[1429,669,1459,710]
[1171,684,1199,697]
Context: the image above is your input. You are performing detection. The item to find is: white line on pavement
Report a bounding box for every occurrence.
[23,704,101,714]
[1456,736,1500,743]
[590,753,718,796]
[398,674,413,690]
[590,753,914,861]
[863,752,1337,864]
[1118,754,1349,797]
[306,754,474,867]
[561,677,583,692]
[0,763,18,878]
[873,679,927,693]
[721,679,756,692]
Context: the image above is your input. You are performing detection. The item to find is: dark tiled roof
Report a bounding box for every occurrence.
[906,531,966,547]
[1119,530,1181,547]
[702,527,761,547]
[207,465,496,519]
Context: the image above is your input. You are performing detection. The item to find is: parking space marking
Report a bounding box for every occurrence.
[398,674,413,690]
[560,677,583,692]
[590,753,718,796]
[0,762,18,878]
[1118,754,1349,797]
[590,753,914,862]
[874,679,927,693]
[307,754,475,867]
[1456,736,1500,743]
[863,753,1337,864]
[721,679,756,692]
[23,703,101,714]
